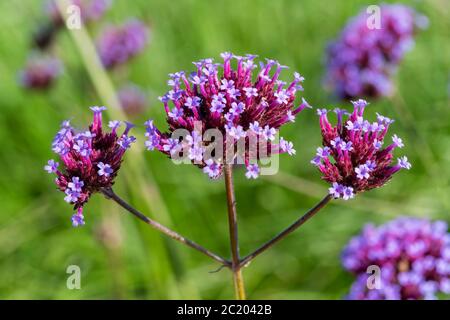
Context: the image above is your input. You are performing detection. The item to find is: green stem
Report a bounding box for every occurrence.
[102,187,231,267]
[223,164,246,300]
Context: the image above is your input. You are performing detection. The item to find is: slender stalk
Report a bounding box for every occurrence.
[101,187,231,267]
[264,171,428,216]
[240,194,332,267]
[223,164,246,300]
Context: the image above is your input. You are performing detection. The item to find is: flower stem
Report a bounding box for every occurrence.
[101,187,231,267]
[223,164,246,300]
[239,194,332,267]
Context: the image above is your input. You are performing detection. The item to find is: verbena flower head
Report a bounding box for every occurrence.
[118,83,148,116]
[18,55,62,90]
[311,99,410,200]
[343,217,450,300]
[325,4,427,99]
[45,0,112,27]
[97,19,149,69]
[45,107,135,226]
[144,53,310,179]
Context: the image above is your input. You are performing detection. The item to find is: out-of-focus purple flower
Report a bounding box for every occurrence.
[144,53,310,179]
[45,0,112,27]
[97,19,149,69]
[36,0,111,49]
[118,83,148,116]
[311,99,410,200]
[33,23,58,50]
[343,217,450,300]
[18,55,62,90]
[325,4,427,99]
[46,107,135,226]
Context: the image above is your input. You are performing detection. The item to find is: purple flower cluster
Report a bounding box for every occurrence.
[343,217,450,300]
[311,99,410,200]
[144,53,310,179]
[45,0,112,27]
[97,19,149,69]
[325,4,427,99]
[45,107,135,226]
[118,83,148,116]
[18,54,62,90]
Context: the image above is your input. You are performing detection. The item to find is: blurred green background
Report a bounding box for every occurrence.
[0,0,449,299]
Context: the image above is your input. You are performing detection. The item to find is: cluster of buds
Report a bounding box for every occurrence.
[325,4,427,99]
[44,107,135,226]
[144,53,310,179]
[343,217,450,300]
[18,54,62,90]
[311,99,410,200]
[97,19,149,69]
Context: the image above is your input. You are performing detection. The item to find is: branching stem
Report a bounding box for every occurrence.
[101,187,231,268]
